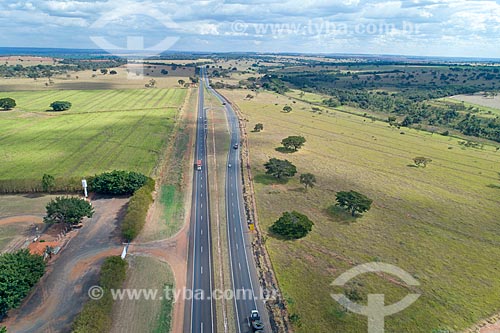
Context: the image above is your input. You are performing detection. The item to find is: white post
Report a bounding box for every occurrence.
[81,179,88,198]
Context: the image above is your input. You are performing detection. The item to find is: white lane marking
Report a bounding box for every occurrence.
[201,203,203,209]
[201,184,203,189]
[238,262,241,270]
[201,266,203,275]
[201,246,203,253]
[234,227,236,233]
[201,229,203,235]
[232,202,234,207]
[236,243,239,251]
[201,215,203,221]
[201,322,203,332]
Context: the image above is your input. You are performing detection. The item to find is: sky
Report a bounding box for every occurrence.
[1,0,500,58]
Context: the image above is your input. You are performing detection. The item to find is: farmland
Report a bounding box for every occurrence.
[222,88,500,332]
[0,88,186,180]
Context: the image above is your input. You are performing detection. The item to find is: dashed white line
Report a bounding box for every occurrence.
[201,266,203,275]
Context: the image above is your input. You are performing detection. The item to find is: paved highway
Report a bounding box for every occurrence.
[204,72,270,333]
[187,67,216,333]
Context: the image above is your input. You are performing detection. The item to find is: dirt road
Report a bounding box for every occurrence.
[4,197,128,333]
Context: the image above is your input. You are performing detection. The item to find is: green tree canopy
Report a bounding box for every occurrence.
[336,190,373,217]
[264,158,297,179]
[282,105,293,113]
[178,79,186,86]
[0,250,46,318]
[43,196,94,227]
[299,173,316,191]
[90,170,148,195]
[413,157,432,168]
[270,211,314,239]
[50,101,72,111]
[41,174,55,193]
[281,136,306,151]
[0,98,16,110]
[253,123,264,132]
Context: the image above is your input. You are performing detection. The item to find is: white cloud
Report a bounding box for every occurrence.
[0,0,499,58]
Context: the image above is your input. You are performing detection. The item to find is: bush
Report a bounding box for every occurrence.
[270,211,314,239]
[0,250,46,319]
[90,170,148,195]
[72,256,128,333]
[0,97,16,110]
[121,178,155,241]
[50,101,72,111]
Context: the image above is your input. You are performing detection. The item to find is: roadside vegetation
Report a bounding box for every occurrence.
[72,256,128,333]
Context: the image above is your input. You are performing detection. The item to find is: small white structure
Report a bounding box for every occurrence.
[81,179,88,198]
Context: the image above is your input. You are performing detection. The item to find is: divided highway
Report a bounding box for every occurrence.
[204,72,270,333]
[187,68,216,333]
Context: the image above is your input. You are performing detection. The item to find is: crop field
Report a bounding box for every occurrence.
[222,89,500,332]
[110,255,175,333]
[449,94,500,116]
[0,88,186,180]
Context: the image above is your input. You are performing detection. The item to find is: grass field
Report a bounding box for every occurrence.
[448,94,500,117]
[110,255,175,333]
[0,88,186,180]
[222,88,500,332]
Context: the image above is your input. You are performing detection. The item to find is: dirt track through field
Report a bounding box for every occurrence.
[3,198,128,333]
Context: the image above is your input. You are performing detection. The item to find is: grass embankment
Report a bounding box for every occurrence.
[222,88,500,333]
[110,256,175,333]
[0,89,186,182]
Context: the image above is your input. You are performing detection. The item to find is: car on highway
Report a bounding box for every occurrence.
[233,144,238,149]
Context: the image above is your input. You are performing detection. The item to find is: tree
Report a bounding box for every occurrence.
[283,105,292,113]
[264,158,297,179]
[300,173,316,191]
[50,101,72,111]
[100,69,108,75]
[0,326,6,333]
[0,97,16,110]
[335,191,373,217]
[270,211,314,239]
[0,250,45,319]
[413,156,432,168]
[253,123,264,132]
[178,79,186,86]
[41,174,55,193]
[109,70,117,75]
[43,197,94,228]
[90,170,148,195]
[281,136,306,151]
[161,69,169,75]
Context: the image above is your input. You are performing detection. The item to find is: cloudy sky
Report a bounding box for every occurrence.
[1,0,500,58]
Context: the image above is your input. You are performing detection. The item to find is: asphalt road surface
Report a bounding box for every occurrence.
[204,72,270,333]
[186,68,216,333]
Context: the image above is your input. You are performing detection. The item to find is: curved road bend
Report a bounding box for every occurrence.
[186,68,216,333]
[204,71,271,333]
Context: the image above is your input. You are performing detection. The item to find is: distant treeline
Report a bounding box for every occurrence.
[269,67,500,143]
[0,58,126,78]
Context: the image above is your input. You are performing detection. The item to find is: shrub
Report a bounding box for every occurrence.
[270,211,314,239]
[0,98,16,110]
[71,256,128,333]
[50,101,72,111]
[90,170,148,195]
[121,178,155,241]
